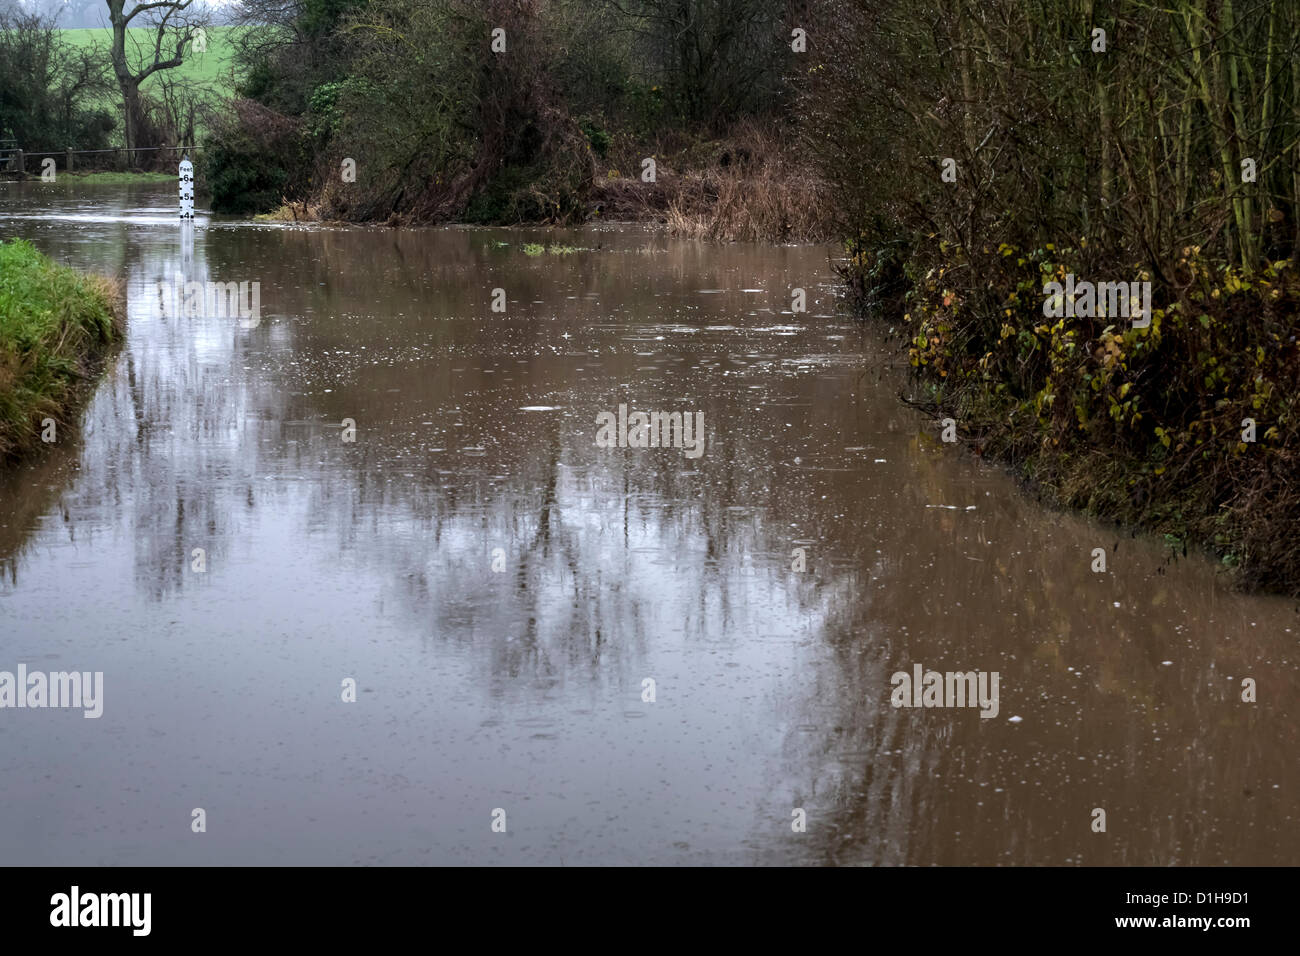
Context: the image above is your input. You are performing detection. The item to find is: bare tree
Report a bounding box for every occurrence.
[104,0,208,156]
[0,8,115,150]
[601,0,788,127]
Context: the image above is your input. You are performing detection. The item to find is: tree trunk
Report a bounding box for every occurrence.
[107,2,137,157]
[121,81,143,161]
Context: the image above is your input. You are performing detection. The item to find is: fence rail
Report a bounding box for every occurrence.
[1,145,203,174]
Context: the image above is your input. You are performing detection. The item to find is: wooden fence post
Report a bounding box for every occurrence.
[14,149,23,174]
[66,148,74,173]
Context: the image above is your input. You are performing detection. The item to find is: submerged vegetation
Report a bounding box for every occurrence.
[809,0,1300,594]
[522,243,583,256]
[0,240,123,463]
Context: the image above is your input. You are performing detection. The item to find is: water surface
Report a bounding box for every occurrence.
[1,182,1295,865]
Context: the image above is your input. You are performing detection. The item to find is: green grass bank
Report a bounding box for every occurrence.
[0,239,123,462]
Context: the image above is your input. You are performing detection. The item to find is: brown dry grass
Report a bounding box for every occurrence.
[591,122,835,242]
[87,275,126,336]
[255,201,326,223]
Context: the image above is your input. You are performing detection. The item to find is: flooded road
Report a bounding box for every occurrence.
[1,182,1296,865]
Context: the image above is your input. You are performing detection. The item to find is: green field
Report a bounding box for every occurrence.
[59,26,246,144]
[60,25,244,89]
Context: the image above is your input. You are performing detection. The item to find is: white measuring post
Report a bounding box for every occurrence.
[179,154,194,219]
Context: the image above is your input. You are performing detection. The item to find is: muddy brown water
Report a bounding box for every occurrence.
[0,181,1295,865]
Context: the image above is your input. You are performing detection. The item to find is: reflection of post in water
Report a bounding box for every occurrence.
[518,420,564,597]
[178,182,194,311]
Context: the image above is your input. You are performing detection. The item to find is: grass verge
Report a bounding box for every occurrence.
[63,171,176,184]
[0,239,124,462]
